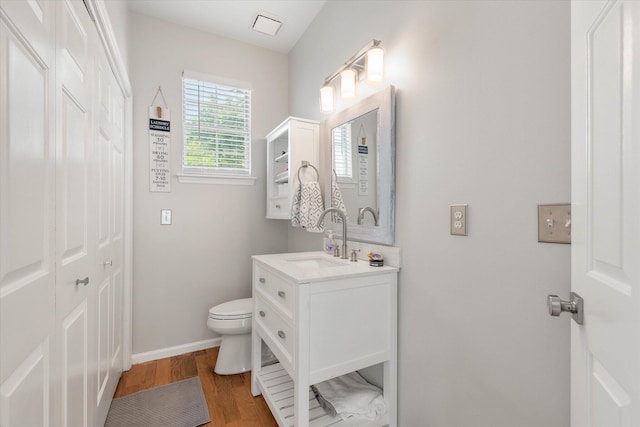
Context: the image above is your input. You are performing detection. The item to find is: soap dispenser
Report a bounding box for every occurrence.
[323,230,335,255]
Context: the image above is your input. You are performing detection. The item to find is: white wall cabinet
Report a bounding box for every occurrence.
[266,117,320,219]
[0,1,126,426]
[251,252,398,427]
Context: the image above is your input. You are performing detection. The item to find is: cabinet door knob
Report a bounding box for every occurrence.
[277,330,286,339]
[275,204,281,209]
[259,310,266,317]
[278,291,286,298]
[259,278,266,284]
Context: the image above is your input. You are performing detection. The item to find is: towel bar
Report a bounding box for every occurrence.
[296,161,319,182]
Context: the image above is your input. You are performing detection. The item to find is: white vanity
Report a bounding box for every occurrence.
[251,252,398,427]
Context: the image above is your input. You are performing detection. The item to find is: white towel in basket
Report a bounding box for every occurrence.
[311,371,387,420]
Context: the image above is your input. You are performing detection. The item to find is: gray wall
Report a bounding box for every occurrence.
[288,1,571,426]
[129,12,289,354]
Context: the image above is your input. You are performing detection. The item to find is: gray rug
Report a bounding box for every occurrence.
[105,377,211,427]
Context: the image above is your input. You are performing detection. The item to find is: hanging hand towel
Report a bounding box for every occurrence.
[331,169,348,223]
[311,371,387,420]
[291,180,325,233]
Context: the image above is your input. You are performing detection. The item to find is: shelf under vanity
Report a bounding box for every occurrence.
[256,363,389,427]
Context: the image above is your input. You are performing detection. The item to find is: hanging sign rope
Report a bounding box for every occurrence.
[149,86,171,192]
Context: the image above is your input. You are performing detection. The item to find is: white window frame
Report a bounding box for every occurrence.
[178,70,255,185]
[333,123,353,183]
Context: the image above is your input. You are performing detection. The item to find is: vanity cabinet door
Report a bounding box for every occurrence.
[306,273,398,385]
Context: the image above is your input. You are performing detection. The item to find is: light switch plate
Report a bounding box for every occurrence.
[450,204,467,236]
[161,209,172,225]
[538,204,571,244]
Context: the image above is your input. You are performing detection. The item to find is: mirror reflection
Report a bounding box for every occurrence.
[332,109,379,227]
[324,85,395,245]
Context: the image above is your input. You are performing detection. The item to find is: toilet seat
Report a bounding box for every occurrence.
[209,297,252,321]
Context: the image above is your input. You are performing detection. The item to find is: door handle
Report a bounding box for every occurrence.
[103,260,112,267]
[75,277,90,286]
[547,292,584,325]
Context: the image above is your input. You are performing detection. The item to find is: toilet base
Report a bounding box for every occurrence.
[214,333,251,375]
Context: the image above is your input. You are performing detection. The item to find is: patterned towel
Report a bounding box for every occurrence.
[291,181,324,232]
[331,174,348,223]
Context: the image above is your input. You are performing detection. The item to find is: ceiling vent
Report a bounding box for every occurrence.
[252,13,282,36]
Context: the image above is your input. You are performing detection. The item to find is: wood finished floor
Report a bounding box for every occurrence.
[113,347,278,427]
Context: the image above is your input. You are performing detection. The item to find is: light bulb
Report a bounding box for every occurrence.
[340,69,357,99]
[366,47,384,83]
[320,85,334,113]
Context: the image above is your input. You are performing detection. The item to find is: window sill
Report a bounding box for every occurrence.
[176,173,256,186]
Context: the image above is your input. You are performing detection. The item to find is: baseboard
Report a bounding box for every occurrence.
[131,338,221,365]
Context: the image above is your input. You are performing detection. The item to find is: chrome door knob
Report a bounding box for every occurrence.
[547,292,584,325]
[547,295,572,316]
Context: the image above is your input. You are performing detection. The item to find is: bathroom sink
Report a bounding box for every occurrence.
[284,256,346,269]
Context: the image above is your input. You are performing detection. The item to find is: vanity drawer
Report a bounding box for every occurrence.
[254,266,294,316]
[255,296,294,360]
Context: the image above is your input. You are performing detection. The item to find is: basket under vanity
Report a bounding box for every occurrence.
[265,117,320,219]
[251,252,399,427]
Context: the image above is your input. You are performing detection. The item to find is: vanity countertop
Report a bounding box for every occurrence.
[252,251,399,284]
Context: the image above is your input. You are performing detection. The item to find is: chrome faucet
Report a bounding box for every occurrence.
[357,207,380,226]
[317,207,349,259]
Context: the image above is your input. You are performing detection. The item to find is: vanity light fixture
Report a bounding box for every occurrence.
[319,39,385,113]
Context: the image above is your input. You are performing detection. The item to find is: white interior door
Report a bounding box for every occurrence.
[0,1,56,426]
[571,1,640,426]
[94,50,125,427]
[54,0,98,425]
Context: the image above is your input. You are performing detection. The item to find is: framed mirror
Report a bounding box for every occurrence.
[324,85,395,245]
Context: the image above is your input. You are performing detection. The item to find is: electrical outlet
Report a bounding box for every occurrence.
[161,209,172,225]
[450,204,467,236]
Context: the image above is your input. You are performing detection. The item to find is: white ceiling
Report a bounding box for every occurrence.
[127,0,326,53]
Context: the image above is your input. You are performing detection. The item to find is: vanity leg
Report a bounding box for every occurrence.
[251,328,262,397]
[384,359,397,427]
[294,377,309,427]
[384,279,398,426]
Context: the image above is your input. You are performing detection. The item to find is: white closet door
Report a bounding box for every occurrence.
[54,0,98,426]
[93,50,125,427]
[0,1,56,426]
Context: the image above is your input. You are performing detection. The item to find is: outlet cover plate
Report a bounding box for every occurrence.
[538,204,571,244]
[450,204,468,236]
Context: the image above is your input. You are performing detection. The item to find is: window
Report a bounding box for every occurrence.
[332,123,352,180]
[182,71,252,177]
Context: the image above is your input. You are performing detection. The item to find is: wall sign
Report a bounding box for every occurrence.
[149,106,171,192]
[358,145,369,196]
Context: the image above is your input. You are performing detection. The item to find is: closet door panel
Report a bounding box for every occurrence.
[93,54,124,427]
[0,1,55,426]
[54,1,96,426]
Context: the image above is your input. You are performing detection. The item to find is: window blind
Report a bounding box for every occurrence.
[182,73,252,175]
[333,124,352,179]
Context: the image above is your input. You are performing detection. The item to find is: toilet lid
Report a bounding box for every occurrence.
[209,297,253,320]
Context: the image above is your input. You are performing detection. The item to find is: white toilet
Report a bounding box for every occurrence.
[207,297,253,375]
